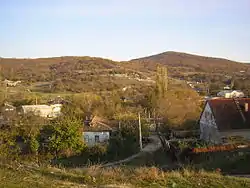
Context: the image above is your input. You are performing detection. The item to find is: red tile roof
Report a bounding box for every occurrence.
[207,98,250,130]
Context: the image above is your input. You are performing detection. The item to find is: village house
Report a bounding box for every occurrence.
[19,104,62,118]
[1,102,16,113]
[82,116,115,146]
[47,96,69,105]
[3,79,21,87]
[217,90,244,98]
[0,102,17,121]
[199,98,250,144]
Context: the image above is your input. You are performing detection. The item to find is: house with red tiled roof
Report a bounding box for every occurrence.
[199,98,250,144]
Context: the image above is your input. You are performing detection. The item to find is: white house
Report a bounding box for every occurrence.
[217,90,244,98]
[82,116,115,146]
[3,79,21,87]
[83,131,110,146]
[20,104,62,118]
[199,98,250,144]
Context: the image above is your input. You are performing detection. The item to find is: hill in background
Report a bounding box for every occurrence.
[126,51,250,79]
[0,51,249,94]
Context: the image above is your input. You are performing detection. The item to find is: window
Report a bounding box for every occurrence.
[205,111,209,119]
[95,135,100,143]
[84,135,89,143]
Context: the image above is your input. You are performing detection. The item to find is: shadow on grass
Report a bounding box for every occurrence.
[32,167,90,185]
[121,148,172,167]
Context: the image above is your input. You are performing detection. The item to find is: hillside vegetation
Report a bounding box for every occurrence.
[128,51,250,74]
[1,51,250,94]
[126,51,250,96]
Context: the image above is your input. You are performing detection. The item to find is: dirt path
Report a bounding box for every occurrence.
[102,135,161,168]
[229,174,250,178]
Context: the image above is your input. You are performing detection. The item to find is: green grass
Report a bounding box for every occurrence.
[1,163,250,188]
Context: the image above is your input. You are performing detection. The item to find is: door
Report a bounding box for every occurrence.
[95,135,100,143]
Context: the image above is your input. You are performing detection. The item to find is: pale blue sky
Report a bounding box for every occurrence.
[0,0,250,62]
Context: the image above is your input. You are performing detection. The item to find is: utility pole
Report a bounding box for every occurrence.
[118,121,121,130]
[153,108,156,124]
[118,121,122,138]
[5,85,8,100]
[138,112,142,151]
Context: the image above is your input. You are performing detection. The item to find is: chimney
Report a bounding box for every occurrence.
[245,103,248,112]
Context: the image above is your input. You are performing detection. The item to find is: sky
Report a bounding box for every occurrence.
[0,0,250,62]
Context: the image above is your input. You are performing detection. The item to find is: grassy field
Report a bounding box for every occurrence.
[1,163,250,188]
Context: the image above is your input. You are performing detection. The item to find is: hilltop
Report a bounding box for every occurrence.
[125,51,250,96]
[126,51,250,78]
[131,51,245,64]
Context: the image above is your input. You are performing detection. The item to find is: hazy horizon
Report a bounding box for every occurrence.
[1,0,250,62]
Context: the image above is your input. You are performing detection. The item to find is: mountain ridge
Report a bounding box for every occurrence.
[0,51,249,64]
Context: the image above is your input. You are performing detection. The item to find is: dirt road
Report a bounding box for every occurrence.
[229,174,250,178]
[102,135,161,168]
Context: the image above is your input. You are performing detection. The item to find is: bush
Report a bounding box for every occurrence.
[40,116,84,159]
[0,130,20,161]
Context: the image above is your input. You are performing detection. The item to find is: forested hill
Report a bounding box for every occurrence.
[0,51,250,93]
[125,51,250,75]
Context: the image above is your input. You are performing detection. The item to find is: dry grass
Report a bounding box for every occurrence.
[67,166,250,187]
[1,163,250,188]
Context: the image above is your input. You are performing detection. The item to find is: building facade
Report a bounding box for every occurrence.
[20,104,62,118]
[83,131,110,146]
[199,98,250,144]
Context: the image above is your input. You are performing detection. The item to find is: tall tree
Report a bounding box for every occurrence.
[150,65,168,111]
[155,65,168,98]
